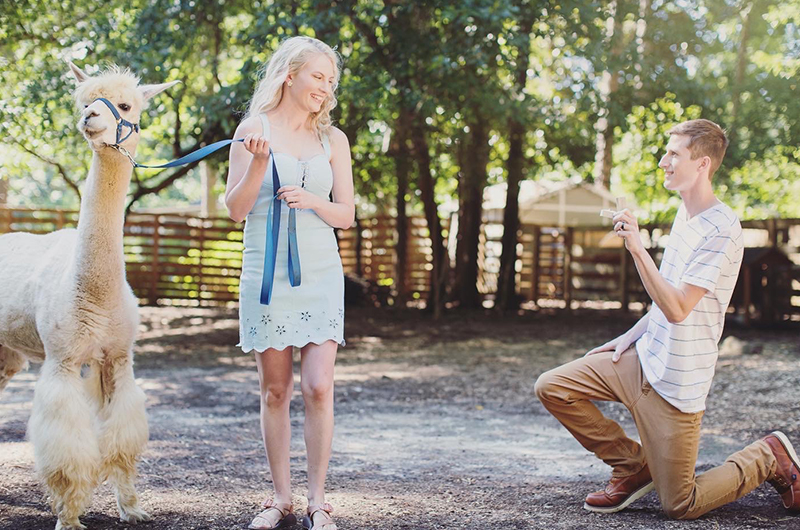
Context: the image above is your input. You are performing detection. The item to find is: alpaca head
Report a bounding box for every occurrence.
[69,61,179,154]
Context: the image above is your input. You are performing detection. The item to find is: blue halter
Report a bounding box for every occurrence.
[93,97,140,146]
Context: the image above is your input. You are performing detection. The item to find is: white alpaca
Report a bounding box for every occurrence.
[0,61,178,530]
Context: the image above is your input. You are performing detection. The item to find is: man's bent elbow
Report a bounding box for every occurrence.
[663,308,690,324]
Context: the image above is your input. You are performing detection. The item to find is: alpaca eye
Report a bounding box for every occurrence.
[118,103,130,112]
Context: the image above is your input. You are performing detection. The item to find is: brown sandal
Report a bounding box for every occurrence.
[248,499,297,530]
[302,502,336,530]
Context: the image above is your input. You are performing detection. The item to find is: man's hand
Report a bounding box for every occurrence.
[613,208,646,257]
[586,333,636,362]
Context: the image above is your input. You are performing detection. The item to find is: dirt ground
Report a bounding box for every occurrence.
[1,306,799,530]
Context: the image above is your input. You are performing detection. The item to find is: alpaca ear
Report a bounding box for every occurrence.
[140,80,181,101]
[68,61,91,83]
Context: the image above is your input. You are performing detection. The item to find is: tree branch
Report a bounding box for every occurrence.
[347,8,394,74]
[9,137,82,201]
[125,160,200,214]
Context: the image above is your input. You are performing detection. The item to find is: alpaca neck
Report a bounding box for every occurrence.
[74,149,133,305]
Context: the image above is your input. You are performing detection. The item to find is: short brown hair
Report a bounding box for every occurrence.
[667,119,729,178]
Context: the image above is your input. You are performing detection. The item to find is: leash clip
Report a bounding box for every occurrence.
[110,144,137,167]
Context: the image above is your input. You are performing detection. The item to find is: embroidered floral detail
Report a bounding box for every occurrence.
[301,311,311,322]
[248,326,257,337]
[329,319,339,329]
[338,308,344,318]
[276,325,286,335]
[261,315,270,325]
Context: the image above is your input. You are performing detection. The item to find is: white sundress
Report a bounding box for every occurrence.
[237,114,345,352]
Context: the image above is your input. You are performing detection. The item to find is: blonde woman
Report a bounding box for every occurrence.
[225,36,354,530]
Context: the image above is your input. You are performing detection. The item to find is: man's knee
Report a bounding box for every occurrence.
[662,494,697,520]
[534,370,558,402]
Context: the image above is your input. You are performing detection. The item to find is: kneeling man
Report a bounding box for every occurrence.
[535,119,799,519]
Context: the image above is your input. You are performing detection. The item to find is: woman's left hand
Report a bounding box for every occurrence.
[276,185,320,210]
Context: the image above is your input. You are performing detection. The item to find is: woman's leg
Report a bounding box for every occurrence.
[299,340,337,507]
[254,346,295,507]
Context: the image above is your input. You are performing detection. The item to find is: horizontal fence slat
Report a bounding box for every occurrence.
[3,207,799,316]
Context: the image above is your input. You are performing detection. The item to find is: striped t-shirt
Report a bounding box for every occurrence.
[635,202,744,413]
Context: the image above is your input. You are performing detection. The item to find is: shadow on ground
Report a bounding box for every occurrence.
[1,307,798,529]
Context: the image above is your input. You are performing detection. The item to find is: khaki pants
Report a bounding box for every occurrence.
[534,347,777,519]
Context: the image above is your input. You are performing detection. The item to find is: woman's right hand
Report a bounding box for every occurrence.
[243,133,270,160]
[225,121,271,222]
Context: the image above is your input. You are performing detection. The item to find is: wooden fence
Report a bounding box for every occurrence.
[1,207,798,318]
[479,217,800,320]
[0,208,441,305]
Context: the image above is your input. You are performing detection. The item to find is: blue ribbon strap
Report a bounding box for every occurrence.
[133,138,245,169]
[259,150,302,305]
[287,202,302,287]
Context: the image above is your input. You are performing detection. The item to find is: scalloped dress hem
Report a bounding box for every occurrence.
[237,336,346,354]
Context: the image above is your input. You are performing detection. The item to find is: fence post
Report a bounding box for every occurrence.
[767,218,778,247]
[355,216,363,277]
[198,219,206,304]
[150,215,160,305]
[563,227,573,310]
[530,226,540,305]
[742,264,752,324]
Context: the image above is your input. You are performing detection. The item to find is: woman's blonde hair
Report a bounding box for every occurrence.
[245,36,341,138]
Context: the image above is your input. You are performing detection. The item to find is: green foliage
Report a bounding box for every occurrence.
[0,0,798,223]
[722,145,800,219]
[613,95,702,223]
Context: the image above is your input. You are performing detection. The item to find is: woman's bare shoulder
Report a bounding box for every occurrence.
[327,126,349,147]
[234,115,265,139]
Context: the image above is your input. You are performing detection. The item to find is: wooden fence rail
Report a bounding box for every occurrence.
[478,217,800,321]
[1,207,798,319]
[0,208,440,306]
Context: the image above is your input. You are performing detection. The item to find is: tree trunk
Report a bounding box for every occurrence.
[200,160,217,218]
[0,176,7,206]
[454,112,490,309]
[497,15,534,311]
[391,113,412,306]
[410,115,447,318]
[730,1,753,150]
[594,1,625,189]
[632,0,650,93]
[497,118,524,310]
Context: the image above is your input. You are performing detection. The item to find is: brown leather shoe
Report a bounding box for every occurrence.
[763,431,800,511]
[584,464,655,513]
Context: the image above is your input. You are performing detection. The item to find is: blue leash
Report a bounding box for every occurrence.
[132,138,245,168]
[131,138,303,304]
[92,93,303,303]
[93,97,247,168]
[134,139,302,304]
[260,149,302,305]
